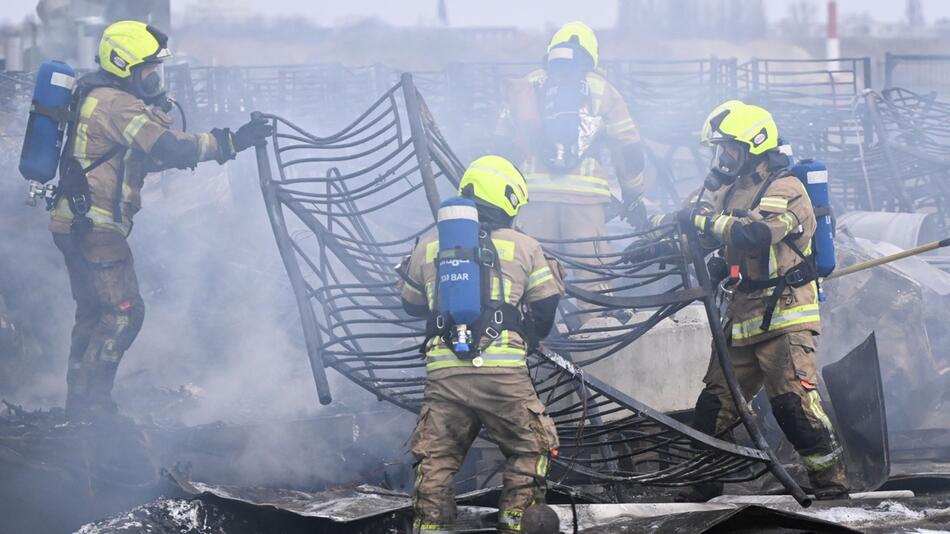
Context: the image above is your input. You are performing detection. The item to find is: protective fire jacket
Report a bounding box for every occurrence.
[700,164,820,346]
[496,69,643,205]
[50,82,224,237]
[399,227,564,373]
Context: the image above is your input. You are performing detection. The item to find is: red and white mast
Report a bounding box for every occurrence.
[826,0,840,60]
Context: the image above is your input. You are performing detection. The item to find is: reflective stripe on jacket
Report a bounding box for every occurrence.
[49,83,218,236]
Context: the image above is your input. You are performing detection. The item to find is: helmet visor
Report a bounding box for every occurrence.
[710,141,746,179]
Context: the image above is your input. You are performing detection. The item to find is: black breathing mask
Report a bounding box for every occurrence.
[706,139,756,190]
[131,62,165,100]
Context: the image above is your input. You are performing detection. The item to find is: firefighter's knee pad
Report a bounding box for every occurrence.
[104,297,145,360]
[769,392,825,452]
[693,389,721,436]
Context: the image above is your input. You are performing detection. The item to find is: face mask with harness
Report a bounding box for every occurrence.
[419,197,531,367]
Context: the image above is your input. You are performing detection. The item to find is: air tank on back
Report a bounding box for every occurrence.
[436,197,481,354]
[19,60,76,185]
[790,159,836,278]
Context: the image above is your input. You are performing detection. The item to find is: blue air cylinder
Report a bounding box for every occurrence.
[791,159,836,278]
[436,197,481,353]
[19,60,76,184]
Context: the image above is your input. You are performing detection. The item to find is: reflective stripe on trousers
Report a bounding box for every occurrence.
[414,519,454,534]
[731,303,819,341]
[52,199,131,237]
[499,509,523,532]
[801,446,843,471]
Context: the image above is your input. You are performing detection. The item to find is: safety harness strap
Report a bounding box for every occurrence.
[423,226,529,359]
[733,170,818,332]
[736,239,817,331]
[424,301,527,356]
[30,101,72,123]
[56,73,134,231]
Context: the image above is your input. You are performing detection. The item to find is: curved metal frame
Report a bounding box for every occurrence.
[252,74,809,504]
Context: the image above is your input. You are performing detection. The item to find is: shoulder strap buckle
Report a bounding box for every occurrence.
[479,247,496,268]
[784,268,807,286]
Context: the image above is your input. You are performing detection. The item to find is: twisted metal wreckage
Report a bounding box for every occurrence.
[250,73,798,506]
[234,57,950,510]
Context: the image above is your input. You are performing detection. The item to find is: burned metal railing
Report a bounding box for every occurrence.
[865,87,950,224]
[253,74,808,503]
[884,53,950,96]
[6,55,946,224]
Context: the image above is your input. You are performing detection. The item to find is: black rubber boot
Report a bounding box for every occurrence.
[809,460,850,500]
[675,390,726,502]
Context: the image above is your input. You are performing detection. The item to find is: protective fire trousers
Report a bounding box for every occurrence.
[517,201,610,314]
[53,231,144,421]
[411,369,559,533]
[694,330,848,493]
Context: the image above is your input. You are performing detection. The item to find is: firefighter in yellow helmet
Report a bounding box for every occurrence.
[495,22,646,318]
[397,156,564,533]
[676,103,849,501]
[49,21,272,422]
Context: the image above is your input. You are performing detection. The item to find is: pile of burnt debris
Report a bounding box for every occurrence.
[2,398,949,533]
[0,399,417,533]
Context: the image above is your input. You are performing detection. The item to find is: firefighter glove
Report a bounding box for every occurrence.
[233,116,274,152]
[622,198,648,229]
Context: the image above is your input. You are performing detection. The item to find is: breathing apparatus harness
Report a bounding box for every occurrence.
[54,72,188,235]
[718,167,819,332]
[55,72,130,234]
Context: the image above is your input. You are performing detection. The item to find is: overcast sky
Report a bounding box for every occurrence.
[3,0,950,27]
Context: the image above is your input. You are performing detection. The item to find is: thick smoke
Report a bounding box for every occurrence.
[0,133,365,425]
[2,4,950,533]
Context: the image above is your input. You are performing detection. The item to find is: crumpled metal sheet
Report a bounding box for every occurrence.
[823,333,890,492]
[171,474,412,522]
[167,467,500,524]
[822,233,950,433]
[562,503,860,533]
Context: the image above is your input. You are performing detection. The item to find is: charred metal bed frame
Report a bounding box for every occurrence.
[252,74,810,504]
